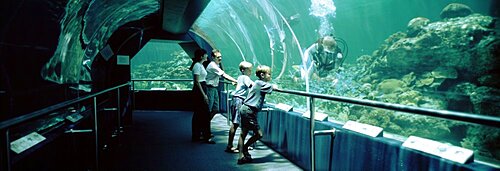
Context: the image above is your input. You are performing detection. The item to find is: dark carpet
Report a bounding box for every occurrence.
[104,111,301,171]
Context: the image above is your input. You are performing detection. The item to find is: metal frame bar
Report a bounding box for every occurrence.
[314,129,336,171]
[0,83,130,130]
[117,88,121,131]
[274,89,500,128]
[0,82,129,171]
[131,79,191,82]
[225,83,231,125]
[309,97,315,171]
[273,89,500,171]
[93,97,99,170]
[1,129,10,171]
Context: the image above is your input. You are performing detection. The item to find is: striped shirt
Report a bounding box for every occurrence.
[243,80,273,110]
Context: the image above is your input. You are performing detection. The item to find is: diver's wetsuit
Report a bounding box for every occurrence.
[312,44,342,77]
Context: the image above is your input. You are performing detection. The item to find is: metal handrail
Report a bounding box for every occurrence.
[272,88,500,171]
[274,89,500,128]
[1,82,130,171]
[132,80,500,170]
[0,82,130,130]
[131,79,191,82]
[133,79,234,125]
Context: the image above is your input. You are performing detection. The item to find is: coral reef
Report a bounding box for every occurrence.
[132,50,193,90]
[364,8,499,115]
[269,3,500,160]
[440,3,473,19]
[348,3,500,160]
[407,17,430,37]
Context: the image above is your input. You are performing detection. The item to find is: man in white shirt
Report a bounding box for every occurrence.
[205,49,238,120]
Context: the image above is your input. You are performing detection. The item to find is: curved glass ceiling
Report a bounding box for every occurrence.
[193,0,493,79]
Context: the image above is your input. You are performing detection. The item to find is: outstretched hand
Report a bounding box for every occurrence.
[272,84,279,90]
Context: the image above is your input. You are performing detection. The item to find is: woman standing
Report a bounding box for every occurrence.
[189,49,215,144]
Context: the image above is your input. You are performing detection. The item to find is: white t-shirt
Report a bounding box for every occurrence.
[192,62,207,82]
[205,61,225,87]
[231,75,254,99]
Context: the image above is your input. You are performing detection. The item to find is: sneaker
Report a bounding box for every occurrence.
[243,152,252,161]
[224,146,239,153]
[237,156,251,165]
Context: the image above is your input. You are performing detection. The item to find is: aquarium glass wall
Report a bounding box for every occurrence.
[131,0,499,163]
[127,0,500,164]
[131,40,193,90]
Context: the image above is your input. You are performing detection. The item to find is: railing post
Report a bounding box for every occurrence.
[93,97,99,171]
[117,88,121,132]
[313,129,336,171]
[309,97,315,171]
[132,80,135,111]
[1,129,11,171]
[225,83,231,125]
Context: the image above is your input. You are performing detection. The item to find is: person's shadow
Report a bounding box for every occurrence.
[250,153,290,164]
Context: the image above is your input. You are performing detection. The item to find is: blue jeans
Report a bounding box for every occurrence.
[231,97,244,124]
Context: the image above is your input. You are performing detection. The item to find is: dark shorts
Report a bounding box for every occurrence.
[239,104,260,131]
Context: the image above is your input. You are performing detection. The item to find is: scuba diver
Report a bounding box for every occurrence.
[303,35,348,77]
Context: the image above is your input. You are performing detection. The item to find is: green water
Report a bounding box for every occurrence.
[192,0,493,66]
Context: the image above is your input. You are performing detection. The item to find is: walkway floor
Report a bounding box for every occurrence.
[105,110,302,171]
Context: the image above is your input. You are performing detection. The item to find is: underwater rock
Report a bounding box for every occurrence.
[356,55,374,65]
[478,74,500,88]
[378,14,499,84]
[440,3,473,19]
[415,67,457,89]
[359,83,373,95]
[448,82,500,116]
[407,17,430,37]
[377,79,405,94]
[321,4,500,160]
[431,67,458,88]
[351,8,500,125]
[461,126,500,160]
[398,90,422,105]
[359,76,372,84]
[470,86,500,115]
[416,76,434,88]
[401,72,416,86]
[431,67,458,79]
